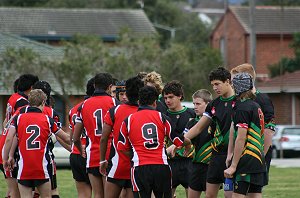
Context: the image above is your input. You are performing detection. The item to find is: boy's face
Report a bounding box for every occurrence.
[211,79,231,97]
[118,91,128,103]
[193,97,207,116]
[164,93,182,111]
[111,85,117,98]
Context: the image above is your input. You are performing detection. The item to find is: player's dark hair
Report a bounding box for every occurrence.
[32,81,51,105]
[112,78,118,85]
[126,76,144,104]
[162,80,184,101]
[209,67,231,83]
[17,74,39,92]
[13,78,19,93]
[94,73,113,90]
[139,86,159,106]
[86,77,95,96]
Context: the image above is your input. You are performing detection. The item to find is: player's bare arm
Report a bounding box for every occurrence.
[56,135,71,152]
[184,116,211,139]
[3,126,17,170]
[224,127,247,178]
[99,123,113,175]
[264,128,274,156]
[226,122,234,167]
[73,122,84,156]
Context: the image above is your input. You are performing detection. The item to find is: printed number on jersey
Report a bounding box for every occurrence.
[26,125,41,150]
[142,123,159,149]
[94,109,103,136]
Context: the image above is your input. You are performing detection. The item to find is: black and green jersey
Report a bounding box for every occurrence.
[166,106,196,158]
[185,116,212,164]
[233,99,266,174]
[255,91,276,131]
[204,95,235,153]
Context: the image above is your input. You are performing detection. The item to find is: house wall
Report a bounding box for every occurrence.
[211,11,295,77]
[211,10,247,69]
[268,93,300,125]
[256,35,294,75]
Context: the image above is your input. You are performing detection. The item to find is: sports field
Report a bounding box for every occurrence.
[0,166,299,197]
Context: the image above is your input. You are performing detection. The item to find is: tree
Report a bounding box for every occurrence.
[268,33,300,77]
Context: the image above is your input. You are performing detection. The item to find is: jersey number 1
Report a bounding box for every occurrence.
[94,109,103,136]
[26,125,40,150]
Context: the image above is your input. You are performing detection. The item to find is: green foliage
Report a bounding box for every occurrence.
[267,33,300,77]
[0,48,45,90]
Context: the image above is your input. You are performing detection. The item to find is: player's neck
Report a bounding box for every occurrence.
[169,104,184,112]
[222,88,235,99]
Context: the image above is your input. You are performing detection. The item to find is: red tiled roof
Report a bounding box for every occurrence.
[256,70,300,93]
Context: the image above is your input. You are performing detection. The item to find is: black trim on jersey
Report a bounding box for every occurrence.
[109,106,118,124]
[24,107,43,113]
[93,89,112,97]
[255,91,274,123]
[138,105,156,111]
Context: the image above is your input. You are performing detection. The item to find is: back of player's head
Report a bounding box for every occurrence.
[139,86,159,106]
[86,77,95,96]
[137,71,147,80]
[13,78,19,93]
[232,72,254,96]
[209,67,231,83]
[94,73,113,90]
[231,63,256,81]
[28,89,47,107]
[17,74,39,92]
[126,76,144,103]
[143,71,163,94]
[32,81,51,97]
[162,80,184,101]
[192,89,213,103]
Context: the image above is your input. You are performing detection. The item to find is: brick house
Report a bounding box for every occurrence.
[211,6,300,77]
[211,6,300,125]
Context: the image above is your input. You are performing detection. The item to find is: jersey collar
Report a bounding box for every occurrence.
[138,105,156,111]
[93,89,111,97]
[27,106,43,113]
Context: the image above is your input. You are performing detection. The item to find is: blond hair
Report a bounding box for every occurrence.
[231,63,256,81]
[143,71,163,94]
[192,89,213,103]
[28,89,47,107]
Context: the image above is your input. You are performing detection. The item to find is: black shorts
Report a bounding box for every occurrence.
[70,153,90,184]
[207,154,227,184]
[234,173,264,195]
[131,164,172,198]
[168,158,191,189]
[87,167,102,177]
[189,162,208,192]
[47,162,57,190]
[107,177,131,189]
[18,179,49,188]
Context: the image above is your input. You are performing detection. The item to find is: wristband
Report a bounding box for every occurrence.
[100,160,107,165]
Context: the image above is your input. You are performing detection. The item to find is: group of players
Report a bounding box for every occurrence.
[0,63,275,198]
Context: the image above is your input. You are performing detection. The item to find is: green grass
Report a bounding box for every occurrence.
[1,166,300,197]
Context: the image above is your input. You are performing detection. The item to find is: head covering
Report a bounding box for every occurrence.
[232,72,253,96]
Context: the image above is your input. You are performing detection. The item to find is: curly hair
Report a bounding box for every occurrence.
[143,71,163,94]
[162,80,184,101]
[208,67,231,83]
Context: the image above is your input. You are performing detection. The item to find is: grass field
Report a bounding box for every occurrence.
[1,166,300,197]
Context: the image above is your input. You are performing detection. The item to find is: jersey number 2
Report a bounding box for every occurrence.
[26,125,40,150]
[142,123,159,149]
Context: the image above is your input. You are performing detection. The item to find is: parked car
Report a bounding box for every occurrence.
[272,125,300,158]
[181,101,194,109]
[52,142,70,167]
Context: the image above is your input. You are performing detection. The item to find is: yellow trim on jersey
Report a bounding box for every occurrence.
[246,142,261,155]
[243,150,262,164]
[248,136,262,148]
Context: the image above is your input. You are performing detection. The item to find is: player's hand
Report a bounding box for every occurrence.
[99,160,108,176]
[8,156,15,169]
[183,144,193,157]
[224,166,236,178]
[225,153,233,168]
[166,144,177,158]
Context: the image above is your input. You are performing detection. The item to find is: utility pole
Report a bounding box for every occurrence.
[249,0,256,70]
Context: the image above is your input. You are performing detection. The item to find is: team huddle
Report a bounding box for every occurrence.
[0,63,275,198]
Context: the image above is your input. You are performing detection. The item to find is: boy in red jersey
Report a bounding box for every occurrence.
[73,73,119,198]
[3,89,70,198]
[100,75,144,198]
[69,77,94,198]
[118,86,191,198]
[4,74,39,125]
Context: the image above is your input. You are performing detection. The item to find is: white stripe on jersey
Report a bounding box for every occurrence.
[43,139,50,179]
[17,148,23,179]
[203,112,212,119]
[107,141,119,178]
[86,136,92,168]
[162,147,168,165]
[131,140,139,167]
